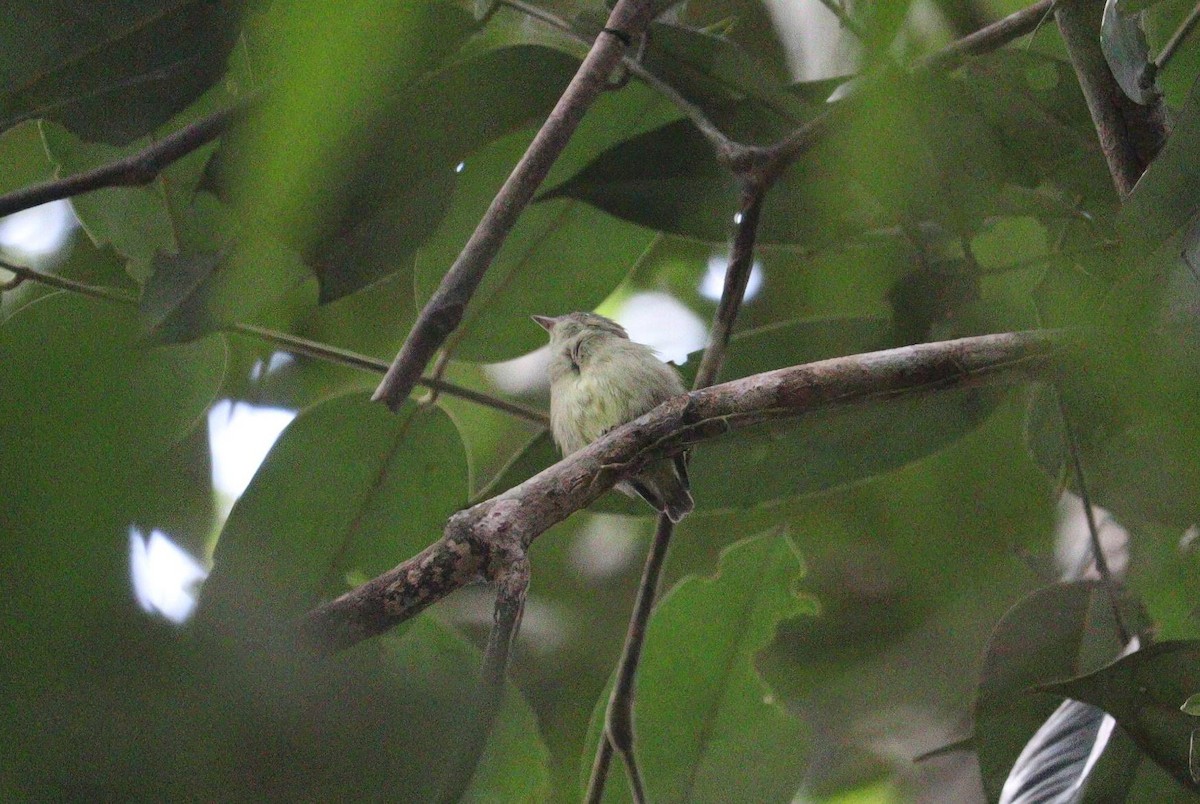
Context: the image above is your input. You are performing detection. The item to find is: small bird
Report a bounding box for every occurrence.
[534,311,694,522]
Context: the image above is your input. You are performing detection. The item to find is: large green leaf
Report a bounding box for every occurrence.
[0,120,54,194]
[488,317,1003,513]
[0,0,245,144]
[581,532,814,802]
[385,617,552,802]
[216,2,597,303]
[548,50,1098,246]
[195,393,468,631]
[0,293,226,795]
[640,22,809,123]
[137,235,312,344]
[541,105,869,247]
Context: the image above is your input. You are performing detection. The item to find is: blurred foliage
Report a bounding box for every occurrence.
[3,0,1200,801]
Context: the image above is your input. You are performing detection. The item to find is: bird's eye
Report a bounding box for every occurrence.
[566,345,580,372]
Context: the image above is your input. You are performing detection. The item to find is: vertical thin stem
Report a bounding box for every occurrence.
[1056,391,1132,645]
[585,185,768,801]
[438,554,530,804]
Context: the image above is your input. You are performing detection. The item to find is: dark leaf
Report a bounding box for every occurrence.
[0,0,246,144]
[1037,640,1200,794]
[1119,70,1200,252]
[284,43,575,300]
[974,582,1143,802]
[140,250,224,342]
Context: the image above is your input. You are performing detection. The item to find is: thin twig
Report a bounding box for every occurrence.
[299,329,1068,654]
[586,515,671,804]
[918,0,1056,71]
[588,182,770,802]
[231,324,550,425]
[1154,0,1200,71]
[1056,390,1133,645]
[371,0,656,411]
[0,260,548,425]
[437,552,530,804]
[694,192,765,387]
[0,103,242,219]
[0,259,137,305]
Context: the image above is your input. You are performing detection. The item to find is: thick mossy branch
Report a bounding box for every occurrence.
[300,330,1066,654]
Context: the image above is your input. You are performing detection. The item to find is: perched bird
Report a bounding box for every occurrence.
[534,311,694,522]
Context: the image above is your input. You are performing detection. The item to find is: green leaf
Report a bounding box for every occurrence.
[581,532,814,802]
[543,107,869,247]
[215,2,608,302]
[1181,693,1200,716]
[140,250,225,342]
[959,51,1099,193]
[41,121,180,280]
[1038,640,1200,793]
[194,393,468,632]
[973,582,1142,802]
[0,0,245,144]
[0,293,226,794]
[641,22,809,122]
[138,230,312,344]
[541,117,740,243]
[0,120,54,194]
[1026,376,1200,528]
[378,617,551,802]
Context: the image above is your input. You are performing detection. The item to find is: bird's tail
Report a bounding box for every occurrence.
[625,455,693,522]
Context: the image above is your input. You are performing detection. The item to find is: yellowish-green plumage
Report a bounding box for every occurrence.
[534,312,693,522]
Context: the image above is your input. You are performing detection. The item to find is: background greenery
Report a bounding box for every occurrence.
[2,0,1200,801]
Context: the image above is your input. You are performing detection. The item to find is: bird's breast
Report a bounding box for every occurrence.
[550,362,631,454]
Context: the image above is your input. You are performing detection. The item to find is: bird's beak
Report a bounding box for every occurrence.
[531,315,558,332]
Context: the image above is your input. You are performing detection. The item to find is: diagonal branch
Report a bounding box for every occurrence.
[371,0,655,412]
[0,103,242,219]
[918,0,1056,72]
[1055,0,1167,199]
[1155,1,1200,72]
[299,329,1067,654]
